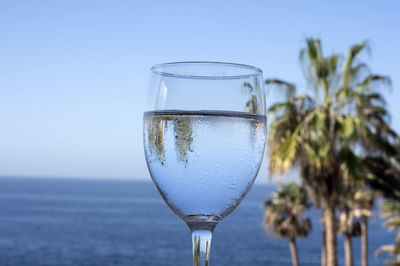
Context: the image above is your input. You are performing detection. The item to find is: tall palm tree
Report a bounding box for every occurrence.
[264,182,311,266]
[266,38,398,266]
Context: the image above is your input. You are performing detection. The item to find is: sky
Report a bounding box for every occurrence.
[1,0,399,181]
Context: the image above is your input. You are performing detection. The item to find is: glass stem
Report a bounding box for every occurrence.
[192,229,212,266]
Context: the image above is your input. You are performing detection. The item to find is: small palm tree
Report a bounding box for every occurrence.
[146,115,194,165]
[353,190,376,266]
[375,199,400,265]
[264,182,312,266]
[338,190,362,266]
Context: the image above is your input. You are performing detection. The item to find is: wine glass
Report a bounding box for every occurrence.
[143,62,266,265]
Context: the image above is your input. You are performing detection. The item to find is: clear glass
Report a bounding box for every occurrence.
[143,62,267,265]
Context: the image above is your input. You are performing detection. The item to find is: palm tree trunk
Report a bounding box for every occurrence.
[344,234,353,266]
[322,220,327,266]
[324,206,337,266]
[289,238,300,266]
[361,217,368,266]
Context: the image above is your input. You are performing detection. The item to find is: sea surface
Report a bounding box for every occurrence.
[0,177,395,266]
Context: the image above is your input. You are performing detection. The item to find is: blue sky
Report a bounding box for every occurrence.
[1,0,399,180]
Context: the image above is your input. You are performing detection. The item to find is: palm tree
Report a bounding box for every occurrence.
[376,199,400,265]
[375,148,400,265]
[264,182,311,266]
[337,188,362,266]
[145,115,194,165]
[266,38,398,266]
[353,190,375,266]
[338,210,361,266]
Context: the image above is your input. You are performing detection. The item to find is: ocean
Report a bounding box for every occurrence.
[0,177,394,265]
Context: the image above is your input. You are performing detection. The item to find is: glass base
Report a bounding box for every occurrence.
[184,215,219,231]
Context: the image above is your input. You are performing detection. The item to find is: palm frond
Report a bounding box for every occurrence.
[357,75,392,93]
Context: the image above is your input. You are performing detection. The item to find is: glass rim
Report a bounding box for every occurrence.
[151,61,263,79]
